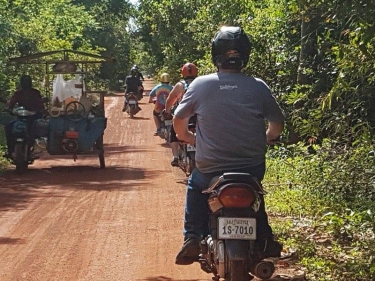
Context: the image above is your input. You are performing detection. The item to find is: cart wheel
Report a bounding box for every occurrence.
[96,135,105,169]
[65,101,86,121]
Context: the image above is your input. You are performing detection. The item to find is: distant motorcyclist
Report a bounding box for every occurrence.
[123,67,142,112]
[4,75,47,158]
[164,62,198,166]
[132,65,145,81]
[173,26,285,265]
[148,73,173,136]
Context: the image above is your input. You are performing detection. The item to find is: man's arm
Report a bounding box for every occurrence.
[173,116,195,144]
[35,90,47,114]
[148,87,156,103]
[7,91,19,109]
[139,72,144,81]
[266,121,284,144]
[165,82,183,114]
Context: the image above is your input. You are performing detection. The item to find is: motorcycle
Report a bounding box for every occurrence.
[198,172,276,281]
[6,107,48,174]
[158,111,173,141]
[178,122,196,176]
[125,93,140,118]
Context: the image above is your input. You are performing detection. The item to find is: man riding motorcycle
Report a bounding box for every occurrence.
[4,75,47,159]
[164,62,198,166]
[122,67,142,112]
[132,64,145,82]
[148,73,173,136]
[173,26,285,266]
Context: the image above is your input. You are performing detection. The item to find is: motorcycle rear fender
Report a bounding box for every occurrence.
[225,239,250,260]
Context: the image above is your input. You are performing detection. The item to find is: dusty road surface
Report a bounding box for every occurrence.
[0,79,298,281]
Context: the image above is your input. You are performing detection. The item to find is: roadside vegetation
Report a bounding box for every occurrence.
[265,141,375,280]
[0,0,374,279]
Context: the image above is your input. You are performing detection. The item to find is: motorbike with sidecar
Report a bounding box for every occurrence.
[3,49,115,173]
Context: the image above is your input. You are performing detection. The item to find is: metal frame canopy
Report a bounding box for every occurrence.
[7,49,116,99]
[7,49,116,66]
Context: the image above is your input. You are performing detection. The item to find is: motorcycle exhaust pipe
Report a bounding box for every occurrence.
[250,260,275,280]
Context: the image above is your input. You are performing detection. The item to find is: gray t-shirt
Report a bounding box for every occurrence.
[174,72,285,173]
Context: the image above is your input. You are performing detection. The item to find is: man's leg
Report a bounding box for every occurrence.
[239,163,282,258]
[152,111,161,135]
[176,169,212,265]
[170,142,179,165]
[122,96,128,112]
[169,124,179,166]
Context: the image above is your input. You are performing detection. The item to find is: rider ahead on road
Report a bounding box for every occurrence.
[122,67,142,112]
[148,73,173,136]
[132,64,144,81]
[173,26,285,265]
[4,75,47,158]
[164,62,198,166]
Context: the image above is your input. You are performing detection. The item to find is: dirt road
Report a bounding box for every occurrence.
[0,79,296,281]
[0,79,210,281]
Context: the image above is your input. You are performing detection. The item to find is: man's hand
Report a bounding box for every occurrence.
[162,109,172,119]
[174,116,195,145]
[266,121,284,145]
[266,133,281,145]
[177,130,195,145]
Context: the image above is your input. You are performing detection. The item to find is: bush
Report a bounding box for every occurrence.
[264,140,375,281]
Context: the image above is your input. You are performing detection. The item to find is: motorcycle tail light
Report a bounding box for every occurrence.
[218,185,255,208]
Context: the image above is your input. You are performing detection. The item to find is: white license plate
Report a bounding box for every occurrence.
[186,144,196,151]
[164,120,172,126]
[128,100,137,104]
[218,217,256,240]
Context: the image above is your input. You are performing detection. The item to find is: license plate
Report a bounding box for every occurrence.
[218,217,256,240]
[164,120,172,126]
[186,144,196,151]
[128,100,137,104]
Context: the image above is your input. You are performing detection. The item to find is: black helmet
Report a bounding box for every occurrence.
[20,74,32,90]
[211,26,251,69]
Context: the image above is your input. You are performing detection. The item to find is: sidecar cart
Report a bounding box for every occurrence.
[7,50,116,169]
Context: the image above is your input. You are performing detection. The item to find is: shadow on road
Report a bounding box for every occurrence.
[138,277,206,281]
[0,165,163,212]
[0,237,25,245]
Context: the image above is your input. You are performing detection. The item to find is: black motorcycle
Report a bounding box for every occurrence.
[125,92,140,118]
[158,111,173,141]
[7,107,47,174]
[199,172,276,281]
[178,122,196,176]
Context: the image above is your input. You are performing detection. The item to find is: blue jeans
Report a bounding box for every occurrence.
[183,162,273,240]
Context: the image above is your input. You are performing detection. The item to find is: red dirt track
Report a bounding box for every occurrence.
[0,79,300,281]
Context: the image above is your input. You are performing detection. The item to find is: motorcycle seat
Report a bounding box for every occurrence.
[203,172,264,194]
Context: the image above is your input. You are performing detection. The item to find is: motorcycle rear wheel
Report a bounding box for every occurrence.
[14,143,28,174]
[227,260,251,281]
